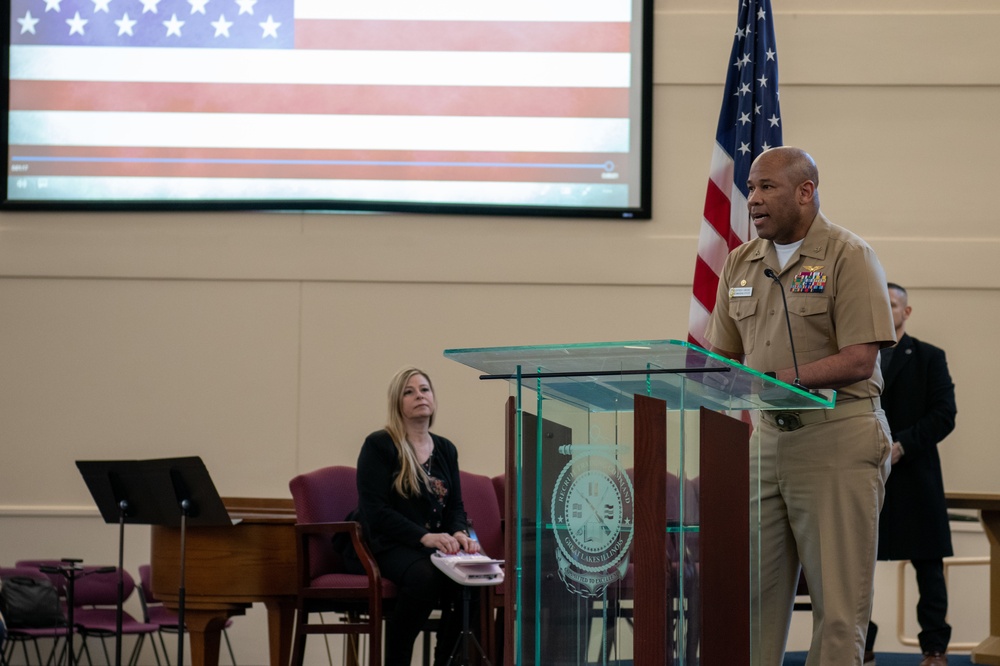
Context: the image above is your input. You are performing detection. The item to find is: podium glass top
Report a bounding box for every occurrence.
[445,339,835,412]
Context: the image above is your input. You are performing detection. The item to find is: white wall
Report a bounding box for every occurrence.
[2,0,999,663]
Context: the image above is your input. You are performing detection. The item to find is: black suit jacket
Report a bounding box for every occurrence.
[877,333,957,560]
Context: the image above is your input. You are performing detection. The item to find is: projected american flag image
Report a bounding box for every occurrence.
[7,0,643,209]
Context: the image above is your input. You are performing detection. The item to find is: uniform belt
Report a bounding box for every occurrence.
[764,398,878,432]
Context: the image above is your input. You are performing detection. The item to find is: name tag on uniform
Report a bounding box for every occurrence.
[729,287,753,298]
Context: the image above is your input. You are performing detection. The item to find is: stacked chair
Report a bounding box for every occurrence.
[9,560,162,666]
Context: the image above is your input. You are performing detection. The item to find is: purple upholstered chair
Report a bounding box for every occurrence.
[458,471,505,665]
[288,465,398,666]
[71,567,158,666]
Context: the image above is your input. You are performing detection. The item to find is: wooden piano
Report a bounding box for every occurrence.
[150,497,297,666]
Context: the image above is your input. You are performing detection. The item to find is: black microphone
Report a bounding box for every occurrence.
[763,267,805,388]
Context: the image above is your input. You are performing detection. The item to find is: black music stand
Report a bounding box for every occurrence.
[37,558,115,666]
[77,456,233,666]
[432,550,503,666]
[444,585,492,666]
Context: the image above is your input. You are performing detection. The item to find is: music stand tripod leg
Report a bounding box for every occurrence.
[444,586,491,666]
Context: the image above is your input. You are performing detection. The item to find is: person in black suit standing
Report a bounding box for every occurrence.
[865,283,957,666]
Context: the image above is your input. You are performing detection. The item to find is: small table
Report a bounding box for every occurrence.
[945,492,1000,665]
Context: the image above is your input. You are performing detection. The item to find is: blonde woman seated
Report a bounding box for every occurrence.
[351,366,479,666]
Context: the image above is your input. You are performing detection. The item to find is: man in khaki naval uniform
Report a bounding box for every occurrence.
[705,147,896,666]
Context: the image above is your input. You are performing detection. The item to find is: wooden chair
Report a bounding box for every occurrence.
[591,470,702,664]
[288,466,396,666]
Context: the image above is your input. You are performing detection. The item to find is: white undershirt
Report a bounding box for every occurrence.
[774,239,805,269]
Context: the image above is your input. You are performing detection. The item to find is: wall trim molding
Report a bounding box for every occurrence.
[0,505,100,517]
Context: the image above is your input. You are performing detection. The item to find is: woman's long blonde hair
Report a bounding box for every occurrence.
[385,366,436,498]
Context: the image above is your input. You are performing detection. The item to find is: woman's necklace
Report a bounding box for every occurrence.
[411,432,433,473]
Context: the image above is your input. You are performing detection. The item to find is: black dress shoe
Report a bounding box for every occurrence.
[919,652,947,666]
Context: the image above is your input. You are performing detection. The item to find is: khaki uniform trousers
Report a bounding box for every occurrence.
[751,407,891,666]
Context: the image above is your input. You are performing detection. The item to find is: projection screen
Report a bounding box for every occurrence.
[3,0,653,218]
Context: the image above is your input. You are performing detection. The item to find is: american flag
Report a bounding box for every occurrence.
[7,0,638,205]
[688,0,782,348]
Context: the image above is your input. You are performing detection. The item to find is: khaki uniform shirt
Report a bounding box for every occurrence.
[705,212,895,402]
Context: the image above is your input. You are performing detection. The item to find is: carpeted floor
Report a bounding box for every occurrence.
[784,652,973,665]
[580,651,976,665]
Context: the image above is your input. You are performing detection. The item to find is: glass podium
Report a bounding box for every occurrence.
[444,340,834,666]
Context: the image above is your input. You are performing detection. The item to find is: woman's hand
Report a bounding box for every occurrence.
[455,531,480,554]
[420,532,461,554]
[419,531,481,554]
